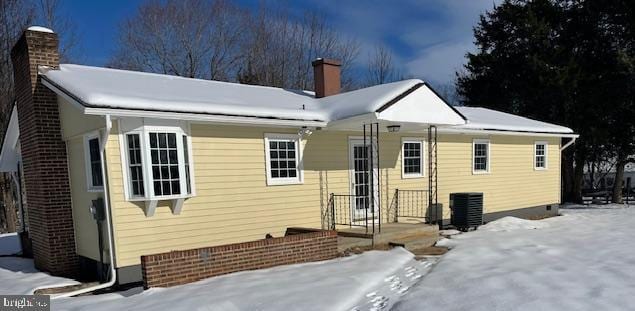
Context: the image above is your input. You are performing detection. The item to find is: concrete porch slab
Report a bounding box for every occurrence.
[336,223,440,253]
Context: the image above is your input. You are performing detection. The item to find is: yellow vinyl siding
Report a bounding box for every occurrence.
[106,121,561,267]
[65,137,104,261]
[58,97,104,140]
[436,134,560,218]
[58,99,107,262]
[108,124,330,267]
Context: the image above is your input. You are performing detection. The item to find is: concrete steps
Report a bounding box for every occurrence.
[387,233,440,251]
[337,223,440,253]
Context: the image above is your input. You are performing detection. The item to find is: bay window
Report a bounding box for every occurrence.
[126,133,145,197]
[120,120,194,204]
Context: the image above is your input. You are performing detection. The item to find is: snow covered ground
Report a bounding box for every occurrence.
[0,232,20,256]
[53,248,429,311]
[0,233,79,295]
[2,204,635,310]
[395,203,635,311]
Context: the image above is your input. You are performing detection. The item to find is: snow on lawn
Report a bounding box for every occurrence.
[0,232,20,255]
[395,204,635,311]
[0,233,79,295]
[0,257,79,295]
[477,216,550,232]
[54,248,427,311]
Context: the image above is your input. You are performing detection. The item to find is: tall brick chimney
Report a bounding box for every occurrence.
[11,26,79,277]
[312,58,341,98]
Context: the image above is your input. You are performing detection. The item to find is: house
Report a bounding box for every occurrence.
[583,159,634,190]
[0,27,577,287]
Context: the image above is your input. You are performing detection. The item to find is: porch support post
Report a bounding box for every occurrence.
[363,123,368,234]
[375,122,380,234]
[370,123,374,235]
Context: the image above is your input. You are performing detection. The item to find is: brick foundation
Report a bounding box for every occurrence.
[141,230,338,288]
[11,28,79,277]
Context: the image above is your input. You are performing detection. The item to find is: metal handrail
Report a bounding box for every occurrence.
[329,193,378,232]
[395,189,429,221]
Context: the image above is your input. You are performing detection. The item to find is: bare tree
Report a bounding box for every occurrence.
[433,82,461,106]
[0,0,34,233]
[111,0,359,90]
[36,0,80,62]
[0,1,34,122]
[237,7,359,90]
[109,0,245,80]
[364,44,398,86]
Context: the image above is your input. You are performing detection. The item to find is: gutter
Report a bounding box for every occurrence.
[52,115,117,298]
[560,136,578,151]
[439,127,580,138]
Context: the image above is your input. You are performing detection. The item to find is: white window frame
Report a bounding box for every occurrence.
[264,133,303,186]
[124,131,145,199]
[119,119,196,202]
[83,132,104,192]
[401,137,425,179]
[472,139,491,174]
[534,141,548,170]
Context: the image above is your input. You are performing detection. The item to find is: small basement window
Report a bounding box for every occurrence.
[264,134,302,185]
[402,138,424,178]
[534,141,548,170]
[84,133,104,191]
[473,139,490,174]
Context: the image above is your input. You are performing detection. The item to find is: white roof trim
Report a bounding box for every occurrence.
[0,106,20,172]
[439,127,579,138]
[85,107,327,128]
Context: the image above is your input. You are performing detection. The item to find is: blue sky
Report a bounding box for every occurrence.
[58,0,499,86]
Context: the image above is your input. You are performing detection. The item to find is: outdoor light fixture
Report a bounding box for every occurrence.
[387,125,401,132]
[298,127,313,137]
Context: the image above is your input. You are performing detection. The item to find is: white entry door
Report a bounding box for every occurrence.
[349,139,379,222]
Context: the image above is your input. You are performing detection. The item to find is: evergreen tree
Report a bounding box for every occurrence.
[458,0,634,203]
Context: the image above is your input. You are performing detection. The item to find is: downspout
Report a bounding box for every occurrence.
[560,136,578,151]
[52,115,116,298]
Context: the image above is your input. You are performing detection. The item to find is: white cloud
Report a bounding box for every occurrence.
[405,39,474,83]
[302,0,501,84]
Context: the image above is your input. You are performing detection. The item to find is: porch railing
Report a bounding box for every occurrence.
[394,189,429,222]
[328,193,378,233]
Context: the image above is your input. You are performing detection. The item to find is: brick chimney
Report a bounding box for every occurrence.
[312,58,341,98]
[11,26,80,277]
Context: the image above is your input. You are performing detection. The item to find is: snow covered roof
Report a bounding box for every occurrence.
[453,107,574,134]
[42,64,322,122]
[323,81,466,126]
[40,64,466,127]
[39,64,575,135]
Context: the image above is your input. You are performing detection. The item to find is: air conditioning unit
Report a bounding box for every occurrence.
[450,193,483,231]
